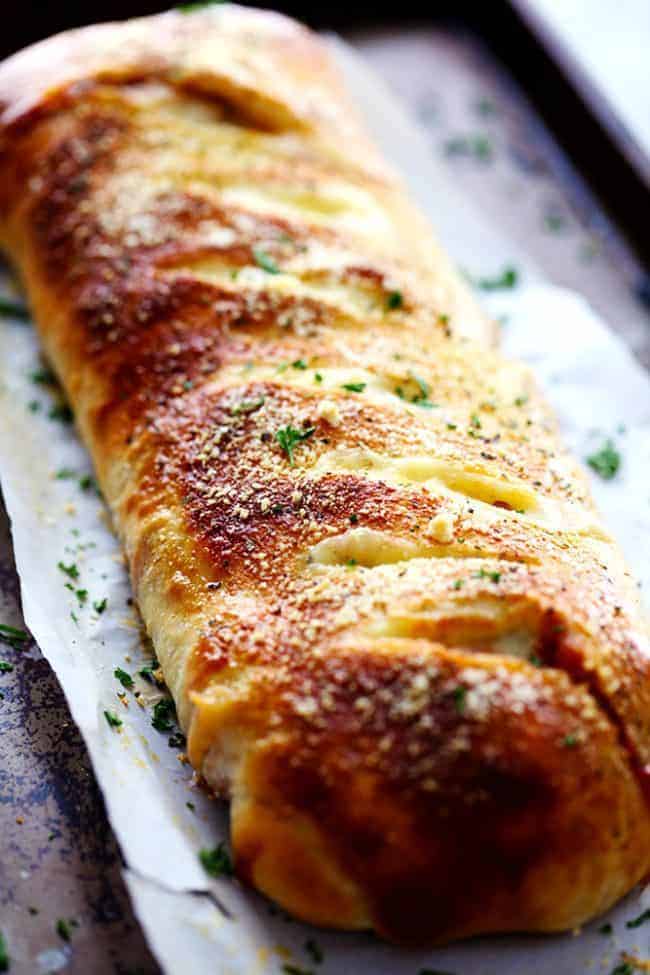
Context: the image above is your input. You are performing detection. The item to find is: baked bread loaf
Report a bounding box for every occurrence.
[1,5,649,946]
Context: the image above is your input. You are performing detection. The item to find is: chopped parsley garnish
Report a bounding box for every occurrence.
[231,396,265,415]
[305,938,323,964]
[186,801,196,812]
[79,474,99,492]
[385,290,403,310]
[445,133,492,161]
[151,697,176,732]
[30,367,55,385]
[0,296,29,320]
[475,266,518,291]
[514,395,528,407]
[292,359,308,370]
[178,0,223,10]
[282,967,314,975]
[598,922,613,935]
[586,440,620,480]
[56,467,75,480]
[252,246,280,274]
[0,931,8,972]
[473,568,501,583]
[562,733,578,748]
[138,658,160,683]
[275,425,315,466]
[168,731,186,749]
[0,623,28,650]
[626,908,650,928]
[58,561,79,580]
[396,372,435,407]
[27,400,41,413]
[314,372,323,384]
[469,412,482,429]
[93,598,107,614]
[114,667,134,690]
[0,662,13,673]
[199,842,233,877]
[419,969,457,975]
[475,96,497,117]
[452,579,464,590]
[48,403,74,423]
[349,513,359,525]
[452,686,467,713]
[104,710,122,729]
[410,372,432,404]
[341,382,366,393]
[72,588,87,607]
[609,965,633,975]
[544,213,565,233]
[55,918,77,942]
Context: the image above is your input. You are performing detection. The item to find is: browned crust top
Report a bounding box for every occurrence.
[1,5,649,944]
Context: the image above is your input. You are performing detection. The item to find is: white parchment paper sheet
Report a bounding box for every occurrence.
[0,34,649,975]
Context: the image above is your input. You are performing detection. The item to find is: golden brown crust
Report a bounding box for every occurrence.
[1,5,649,945]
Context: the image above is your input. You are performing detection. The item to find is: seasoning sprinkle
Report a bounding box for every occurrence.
[252,246,280,274]
[139,659,161,683]
[151,698,176,732]
[177,0,223,12]
[58,561,79,580]
[114,667,134,690]
[231,397,265,416]
[305,938,323,964]
[474,266,518,291]
[275,425,315,466]
[626,908,650,928]
[586,440,620,480]
[199,842,233,877]
[452,686,467,713]
[0,296,29,320]
[55,918,77,942]
[0,624,28,650]
[30,367,55,385]
[48,403,74,424]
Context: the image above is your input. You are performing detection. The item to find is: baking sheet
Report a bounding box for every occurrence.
[0,33,649,975]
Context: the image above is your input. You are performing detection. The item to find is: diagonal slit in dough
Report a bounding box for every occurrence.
[307,527,529,570]
[313,447,610,540]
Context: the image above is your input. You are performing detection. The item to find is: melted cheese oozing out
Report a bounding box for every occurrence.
[221,182,396,241]
[314,446,610,540]
[167,256,402,322]
[309,527,441,568]
[171,357,611,542]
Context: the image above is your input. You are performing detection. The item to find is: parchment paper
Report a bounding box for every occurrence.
[0,35,649,975]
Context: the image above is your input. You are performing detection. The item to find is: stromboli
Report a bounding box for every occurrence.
[0,5,649,946]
